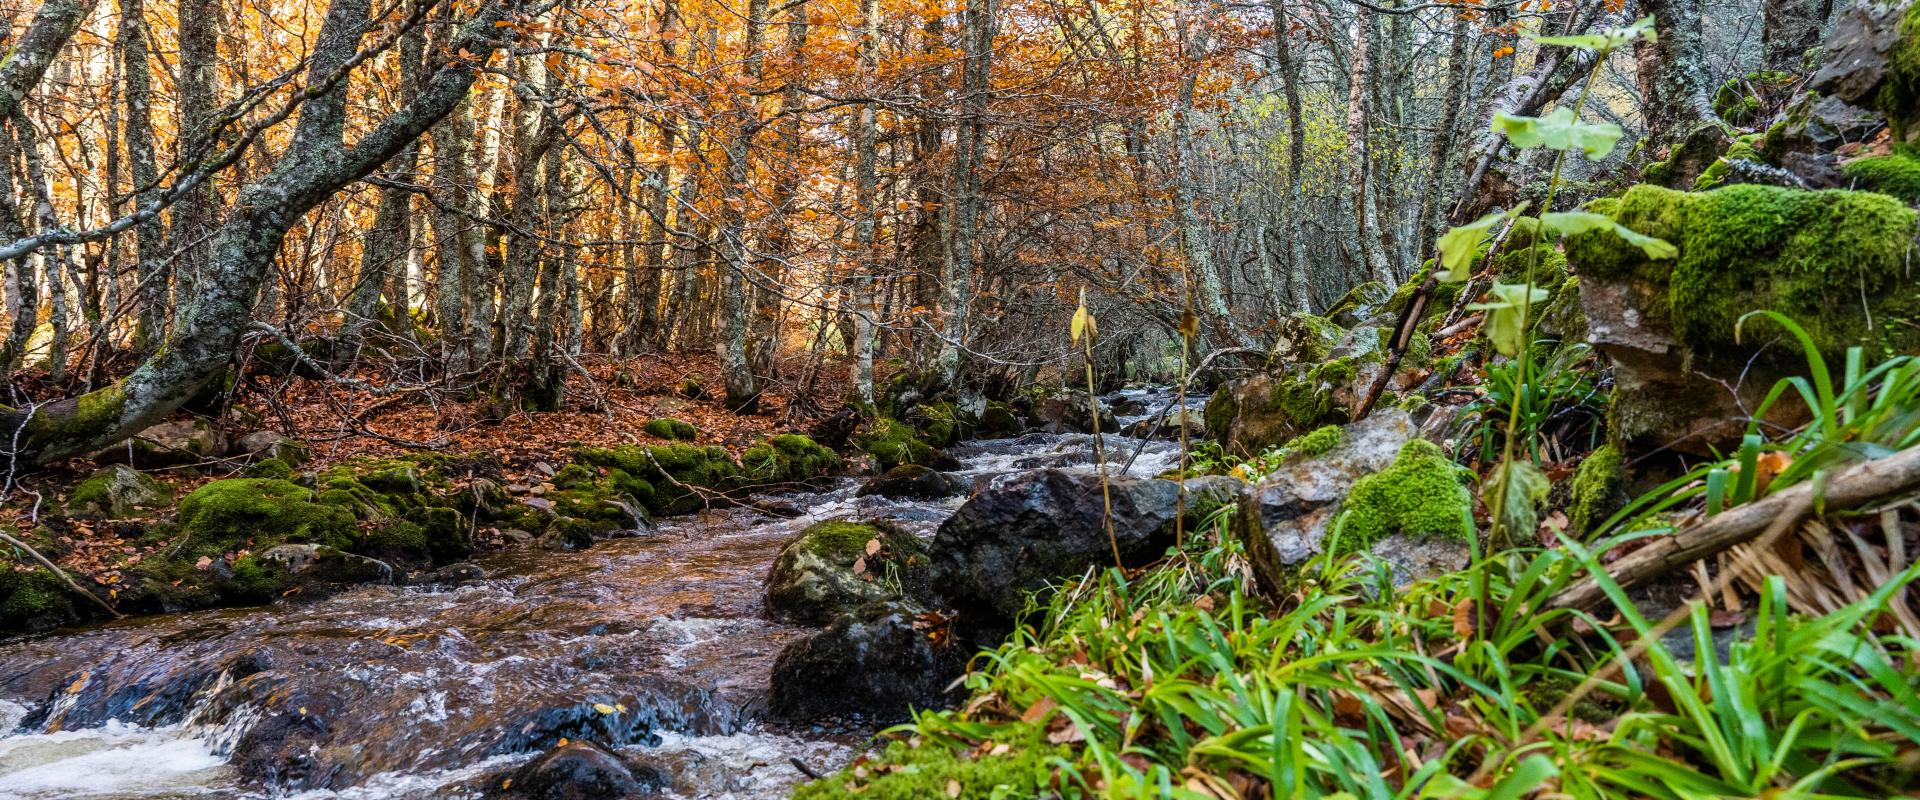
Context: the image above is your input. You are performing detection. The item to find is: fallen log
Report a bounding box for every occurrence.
[1548,445,1920,612]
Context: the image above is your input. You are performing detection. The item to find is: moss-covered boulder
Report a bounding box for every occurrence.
[642,418,698,441]
[904,402,967,447]
[739,434,842,486]
[1325,280,1392,326]
[765,518,931,625]
[854,418,958,472]
[575,443,738,516]
[1234,410,1471,594]
[1567,183,1920,453]
[65,464,171,518]
[134,478,361,606]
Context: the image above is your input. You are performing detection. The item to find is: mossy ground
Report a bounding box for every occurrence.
[642,417,698,441]
[793,722,1066,800]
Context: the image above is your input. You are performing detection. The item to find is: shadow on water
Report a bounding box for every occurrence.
[0,391,1188,799]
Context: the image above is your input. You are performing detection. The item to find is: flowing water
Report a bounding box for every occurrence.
[0,395,1186,800]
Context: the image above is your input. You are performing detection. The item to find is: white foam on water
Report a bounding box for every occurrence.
[647,728,857,800]
[0,717,230,799]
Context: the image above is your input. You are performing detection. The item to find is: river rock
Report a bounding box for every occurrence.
[932,469,1180,630]
[767,602,965,723]
[497,740,668,800]
[64,464,170,518]
[1027,392,1118,434]
[1121,407,1206,441]
[1231,410,1470,594]
[856,464,965,500]
[765,518,931,625]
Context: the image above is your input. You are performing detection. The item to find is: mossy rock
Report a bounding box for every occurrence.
[740,434,843,486]
[1568,183,1920,360]
[575,443,740,516]
[242,457,294,480]
[904,402,965,448]
[1325,280,1392,326]
[976,401,1023,438]
[0,566,82,633]
[642,418,698,441]
[1332,440,1473,555]
[1283,425,1344,459]
[65,464,171,518]
[765,518,931,625]
[1692,133,1766,191]
[1842,148,1920,202]
[854,419,955,472]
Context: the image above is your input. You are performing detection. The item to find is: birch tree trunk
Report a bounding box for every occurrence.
[716,0,767,413]
[172,0,222,318]
[850,0,880,407]
[121,0,170,354]
[935,0,994,389]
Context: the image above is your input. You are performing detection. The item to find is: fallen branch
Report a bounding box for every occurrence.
[1549,445,1920,612]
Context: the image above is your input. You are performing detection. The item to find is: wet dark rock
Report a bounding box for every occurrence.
[496,741,668,800]
[425,561,489,586]
[1809,1,1911,106]
[932,469,1181,633]
[856,464,965,500]
[768,602,965,723]
[1027,391,1117,435]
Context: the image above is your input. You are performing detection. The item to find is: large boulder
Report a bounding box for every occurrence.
[767,602,966,723]
[932,470,1180,630]
[230,430,310,466]
[764,518,931,625]
[856,464,965,500]
[64,464,170,518]
[1232,410,1472,595]
[1567,183,1920,455]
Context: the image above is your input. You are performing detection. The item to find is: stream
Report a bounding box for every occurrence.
[0,389,1191,799]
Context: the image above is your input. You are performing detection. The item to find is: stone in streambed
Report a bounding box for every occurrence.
[767,602,966,724]
[856,465,965,500]
[931,469,1181,634]
[493,740,668,800]
[765,518,931,626]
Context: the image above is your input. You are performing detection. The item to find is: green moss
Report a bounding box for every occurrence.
[175,479,360,554]
[1842,150,1920,201]
[1284,425,1343,458]
[1566,183,1920,358]
[642,417,698,441]
[906,402,963,447]
[22,384,125,443]
[740,434,842,485]
[66,466,171,516]
[1569,444,1629,536]
[550,463,599,490]
[1269,358,1357,433]
[242,457,293,480]
[0,567,78,632]
[1203,384,1239,443]
[855,419,945,472]
[575,443,741,515]
[1712,71,1792,127]
[1334,440,1473,555]
[793,723,1066,800]
[1325,280,1391,323]
[1692,134,1763,190]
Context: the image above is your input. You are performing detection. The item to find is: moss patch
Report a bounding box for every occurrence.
[642,417,698,441]
[793,723,1066,800]
[1569,444,1629,536]
[1842,149,1920,201]
[740,434,843,485]
[1567,183,1920,358]
[0,566,80,633]
[1333,440,1473,555]
[766,518,932,625]
[1284,425,1343,459]
[855,419,948,472]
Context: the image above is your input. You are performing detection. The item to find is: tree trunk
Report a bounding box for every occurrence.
[120,0,169,354]
[1,0,526,465]
[935,0,994,389]
[717,0,768,413]
[172,0,222,320]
